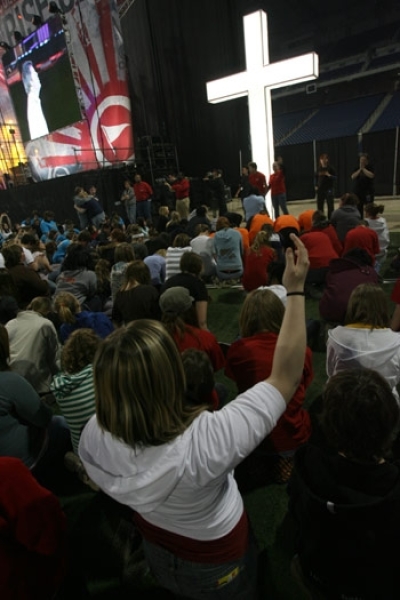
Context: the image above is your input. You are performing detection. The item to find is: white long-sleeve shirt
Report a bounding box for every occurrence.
[79,381,285,540]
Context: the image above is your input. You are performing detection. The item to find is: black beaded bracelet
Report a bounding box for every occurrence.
[286,291,306,297]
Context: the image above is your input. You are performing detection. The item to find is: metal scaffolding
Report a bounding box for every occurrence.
[118,0,137,20]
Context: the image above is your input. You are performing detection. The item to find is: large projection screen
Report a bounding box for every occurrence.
[2,15,82,144]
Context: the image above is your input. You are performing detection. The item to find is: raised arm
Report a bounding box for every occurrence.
[267,234,309,402]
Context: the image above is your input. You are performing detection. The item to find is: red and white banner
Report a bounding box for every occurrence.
[0,0,134,181]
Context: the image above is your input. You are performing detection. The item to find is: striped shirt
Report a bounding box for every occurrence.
[50,364,96,453]
[165,246,192,280]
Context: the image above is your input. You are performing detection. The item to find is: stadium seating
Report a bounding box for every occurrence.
[277,94,385,145]
[370,91,400,132]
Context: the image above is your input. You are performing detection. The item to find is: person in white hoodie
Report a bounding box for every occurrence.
[327,282,400,401]
[365,202,390,273]
[78,234,309,600]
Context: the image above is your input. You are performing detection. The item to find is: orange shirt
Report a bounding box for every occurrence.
[236,227,249,253]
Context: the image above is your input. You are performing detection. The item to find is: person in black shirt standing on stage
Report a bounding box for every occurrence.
[203,169,227,218]
[315,153,336,219]
[351,153,375,217]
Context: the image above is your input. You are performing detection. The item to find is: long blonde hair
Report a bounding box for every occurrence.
[53,291,80,324]
[94,320,206,447]
[250,229,272,256]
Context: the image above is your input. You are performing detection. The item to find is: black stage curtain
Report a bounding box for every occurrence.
[121,0,399,199]
[121,0,254,187]
[315,136,360,198]
[275,143,314,201]
[2,0,398,222]
[362,129,397,196]
[2,127,396,226]
[277,131,396,201]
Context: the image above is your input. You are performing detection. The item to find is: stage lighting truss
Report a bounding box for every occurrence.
[118,0,137,19]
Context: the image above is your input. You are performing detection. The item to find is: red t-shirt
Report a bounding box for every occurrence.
[225,332,313,452]
[268,170,286,195]
[133,509,249,563]
[311,224,343,256]
[173,325,225,372]
[300,231,339,269]
[0,457,67,600]
[342,226,380,263]
[133,181,153,202]
[248,171,267,196]
[242,246,276,291]
[392,279,400,303]
[172,178,190,199]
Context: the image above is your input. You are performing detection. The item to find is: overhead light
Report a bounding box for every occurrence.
[0,41,11,50]
[14,31,23,43]
[31,15,43,27]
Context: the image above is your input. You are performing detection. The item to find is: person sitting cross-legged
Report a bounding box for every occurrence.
[211,216,243,285]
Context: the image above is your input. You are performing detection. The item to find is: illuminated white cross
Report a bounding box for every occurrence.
[206,10,319,216]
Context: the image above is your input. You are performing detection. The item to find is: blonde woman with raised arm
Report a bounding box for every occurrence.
[79,234,309,600]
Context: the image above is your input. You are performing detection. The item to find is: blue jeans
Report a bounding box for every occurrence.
[142,530,259,600]
[91,211,106,228]
[136,200,152,221]
[272,193,288,217]
[126,202,136,224]
[216,267,243,281]
[78,212,89,230]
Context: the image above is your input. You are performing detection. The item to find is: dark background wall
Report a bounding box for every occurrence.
[120,0,400,187]
[1,0,400,222]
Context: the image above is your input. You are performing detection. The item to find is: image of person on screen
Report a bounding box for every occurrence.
[21,61,49,140]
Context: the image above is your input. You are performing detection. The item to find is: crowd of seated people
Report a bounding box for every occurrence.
[1,191,400,600]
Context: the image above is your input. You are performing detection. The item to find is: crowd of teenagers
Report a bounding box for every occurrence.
[1,171,400,600]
